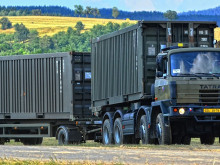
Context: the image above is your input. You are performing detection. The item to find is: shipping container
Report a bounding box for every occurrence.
[91,21,217,110]
[0,52,91,120]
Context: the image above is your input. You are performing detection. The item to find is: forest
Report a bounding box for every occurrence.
[0,21,133,56]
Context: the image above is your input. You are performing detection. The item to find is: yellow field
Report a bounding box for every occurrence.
[0,16,137,37]
[0,16,220,40]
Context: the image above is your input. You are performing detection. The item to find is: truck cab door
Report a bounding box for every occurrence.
[155,56,170,101]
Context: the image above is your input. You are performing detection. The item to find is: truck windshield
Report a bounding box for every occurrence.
[170,51,220,77]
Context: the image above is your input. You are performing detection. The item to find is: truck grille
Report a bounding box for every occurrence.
[199,90,220,105]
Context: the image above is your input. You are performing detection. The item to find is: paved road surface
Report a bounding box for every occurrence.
[1,145,220,164]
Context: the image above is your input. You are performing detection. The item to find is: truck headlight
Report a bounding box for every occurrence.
[179,108,185,115]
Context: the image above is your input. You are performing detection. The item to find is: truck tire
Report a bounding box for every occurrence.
[113,118,123,145]
[58,127,70,145]
[36,138,43,145]
[140,115,154,144]
[200,135,215,145]
[156,113,172,145]
[102,119,113,145]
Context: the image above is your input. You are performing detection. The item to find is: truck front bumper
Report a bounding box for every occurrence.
[167,105,220,122]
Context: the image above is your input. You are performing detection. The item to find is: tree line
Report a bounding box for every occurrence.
[0,6,120,19]
[0,18,134,56]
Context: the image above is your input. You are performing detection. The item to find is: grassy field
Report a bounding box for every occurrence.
[5,137,220,149]
[0,16,137,37]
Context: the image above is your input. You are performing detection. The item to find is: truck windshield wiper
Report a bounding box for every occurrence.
[195,73,220,79]
[178,73,202,79]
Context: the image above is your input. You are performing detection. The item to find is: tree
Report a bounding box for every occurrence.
[112,7,119,19]
[92,8,100,17]
[75,21,85,33]
[163,10,178,20]
[14,23,30,43]
[40,35,54,51]
[0,17,12,30]
[31,9,42,16]
[84,6,92,17]
[74,5,84,17]
[28,30,39,49]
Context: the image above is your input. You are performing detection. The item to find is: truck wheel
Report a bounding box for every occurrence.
[102,119,113,145]
[36,138,43,145]
[139,115,154,144]
[156,113,172,145]
[58,127,70,145]
[200,135,215,145]
[113,118,123,145]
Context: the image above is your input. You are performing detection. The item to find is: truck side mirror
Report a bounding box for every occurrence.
[156,71,163,77]
[157,56,163,71]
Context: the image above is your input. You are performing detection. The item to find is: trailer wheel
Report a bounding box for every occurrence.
[102,119,113,145]
[58,127,70,145]
[156,113,171,145]
[200,135,215,145]
[113,118,123,145]
[139,115,152,144]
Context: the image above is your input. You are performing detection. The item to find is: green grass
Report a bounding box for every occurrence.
[5,137,220,151]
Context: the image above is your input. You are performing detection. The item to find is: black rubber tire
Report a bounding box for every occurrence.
[113,118,123,145]
[58,128,70,145]
[139,115,155,144]
[102,119,113,145]
[36,138,43,145]
[156,113,172,145]
[200,135,215,145]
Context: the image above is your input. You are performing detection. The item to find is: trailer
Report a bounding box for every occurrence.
[0,52,101,145]
[91,21,220,145]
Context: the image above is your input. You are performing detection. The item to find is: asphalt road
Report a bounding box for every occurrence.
[1,145,220,164]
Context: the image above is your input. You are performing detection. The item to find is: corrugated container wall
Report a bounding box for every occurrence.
[0,52,91,120]
[91,21,217,110]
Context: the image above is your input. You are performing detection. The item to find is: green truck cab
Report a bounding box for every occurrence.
[154,47,220,144]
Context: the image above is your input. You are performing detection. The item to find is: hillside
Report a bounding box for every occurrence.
[2,6,220,25]
[0,16,136,37]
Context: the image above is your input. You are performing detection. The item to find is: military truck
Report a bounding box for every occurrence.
[0,21,219,145]
[91,21,220,145]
